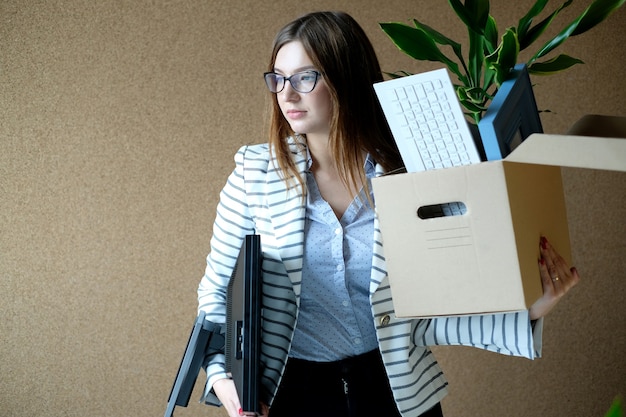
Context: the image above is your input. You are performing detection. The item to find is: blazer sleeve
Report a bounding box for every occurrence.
[197,145,257,405]
[413,312,544,359]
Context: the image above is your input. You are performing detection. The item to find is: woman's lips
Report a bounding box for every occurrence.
[286,109,306,119]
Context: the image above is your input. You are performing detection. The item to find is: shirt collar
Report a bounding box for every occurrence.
[364,153,376,178]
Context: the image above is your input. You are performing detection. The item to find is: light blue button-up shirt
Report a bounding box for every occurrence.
[289,155,379,361]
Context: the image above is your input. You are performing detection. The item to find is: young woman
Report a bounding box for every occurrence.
[197,11,579,417]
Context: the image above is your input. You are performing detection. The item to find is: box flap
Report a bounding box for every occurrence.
[504,134,626,171]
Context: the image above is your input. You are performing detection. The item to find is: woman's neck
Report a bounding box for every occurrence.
[306,135,367,219]
[305,133,333,170]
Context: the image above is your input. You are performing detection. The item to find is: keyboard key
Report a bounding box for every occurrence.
[396,114,408,126]
[415,139,428,151]
[400,127,412,139]
[406,87,417,103]
[385,89,398,100]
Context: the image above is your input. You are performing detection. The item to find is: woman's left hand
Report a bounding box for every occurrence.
[529,236,580,320]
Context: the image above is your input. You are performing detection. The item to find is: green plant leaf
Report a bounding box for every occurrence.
[482,67,497,96]
[411,18,470,83]
[466,0,491,31]
[518,0,550,40]
[380,22,463,79]
[528,54,584,74]
[520,0,573,51]
[487,28,520,85]
[448,0,490,34]
[448,0,478,33]
[458,85,491,104]
[529,0,625,63]
[458,95,488,113]
[571,0,626,36]
[411,19,462,55]
[468,29,485,88]
[484,15,499,54]
[456,83,491,123]
[528,13,581,63]
[603,396,623,417]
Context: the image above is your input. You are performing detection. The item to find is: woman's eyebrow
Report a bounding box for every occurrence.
[272,65,317,75]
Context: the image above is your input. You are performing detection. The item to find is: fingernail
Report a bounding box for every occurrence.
[539,258,545,266]
[239,408,244,416]
[540,236,547,249]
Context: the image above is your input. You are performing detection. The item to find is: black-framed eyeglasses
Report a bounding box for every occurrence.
[263,70,321,93]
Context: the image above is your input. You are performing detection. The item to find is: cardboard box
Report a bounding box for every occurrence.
[372,133,626,318]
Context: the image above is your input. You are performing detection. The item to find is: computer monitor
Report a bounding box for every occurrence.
[478,64,543,160]
[164,234,262,416]
[226,234,262,414]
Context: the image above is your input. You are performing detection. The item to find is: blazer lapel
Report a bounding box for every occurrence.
[370,162,389,295]
[265,137,308,301]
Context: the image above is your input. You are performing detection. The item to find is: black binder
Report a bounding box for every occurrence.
[165,234,262,416]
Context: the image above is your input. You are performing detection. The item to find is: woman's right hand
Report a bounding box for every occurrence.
[212,378,268,417]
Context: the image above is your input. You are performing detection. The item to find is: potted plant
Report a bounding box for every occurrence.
[379,0,625,124]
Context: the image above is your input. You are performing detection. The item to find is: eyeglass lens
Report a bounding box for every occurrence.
[264,71,319,93]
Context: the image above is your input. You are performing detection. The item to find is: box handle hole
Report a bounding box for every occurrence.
[417,202,467,219]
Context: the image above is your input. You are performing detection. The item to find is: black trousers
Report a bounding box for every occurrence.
[268,349,443,417]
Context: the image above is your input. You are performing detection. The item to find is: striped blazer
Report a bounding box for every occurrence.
[198,137,542,417]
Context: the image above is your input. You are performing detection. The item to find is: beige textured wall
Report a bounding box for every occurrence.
[1,1,624,416]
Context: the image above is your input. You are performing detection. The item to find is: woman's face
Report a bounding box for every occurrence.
[273,41,332,141]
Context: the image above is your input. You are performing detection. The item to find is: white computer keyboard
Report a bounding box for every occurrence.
[374,68,481,173]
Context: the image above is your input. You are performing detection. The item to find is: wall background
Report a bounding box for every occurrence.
[1,1,624,416]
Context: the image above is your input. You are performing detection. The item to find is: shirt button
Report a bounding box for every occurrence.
[334,228,341,235]
[342,300,349,307]
[380,315,391,326]
[336,264,343,271]
[354,338,362,345]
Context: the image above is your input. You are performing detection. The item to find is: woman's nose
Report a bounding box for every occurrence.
[280,82,300,101]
